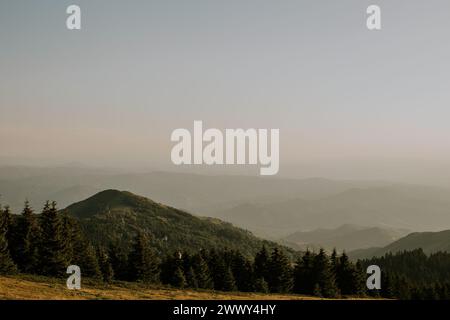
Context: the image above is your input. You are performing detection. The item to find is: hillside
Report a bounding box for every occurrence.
[349,230,450,260]
[0,275,320,300]
[61,189,286,257]
[281,224,409,252]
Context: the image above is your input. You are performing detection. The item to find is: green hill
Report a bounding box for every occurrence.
[349,230,450,260]
[61,189,287,257]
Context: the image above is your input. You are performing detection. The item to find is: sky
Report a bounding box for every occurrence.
[1,0,450,183]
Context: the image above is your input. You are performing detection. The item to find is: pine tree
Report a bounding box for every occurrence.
[312,249,338,298]
[330,248,339,273]
[267,248,292,293]
[160,252,186,288]
[254,246,270,282]
[97,247,114,283]
[128,232,159,283]
[108,243,129,281]
[38,201,70,276]
[12,201,40,273]
[191,251,213,289]
[185,266,198,289]
[80,241,102,279]
[0,206,16,274]
[230,250,254,292]
[2,206,14,247]
[253,277,269,293]
[293,250,315,294]
[336,252,361,296]
[170,265,187,288]
[222,266,237,292]
[67,216,102,279]
[206,249,236,291]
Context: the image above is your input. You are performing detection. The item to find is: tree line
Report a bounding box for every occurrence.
[6,201,449,299]
[0,201,370,298]
[361,249,450,300]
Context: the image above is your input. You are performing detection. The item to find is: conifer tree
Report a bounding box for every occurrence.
[108,243,129,281]
[185,266,198,289]
[312,249,338,298]
[2,206,14,246]
[97,247,114,283]
[267,248,292,293]
[0,206,16,274]
[207,249,236,291]
[254,246,270,282]
[38,201,69,276]
[230,250,254,292]
[160,252,185,287]
[293,250,315,294]
[335,252,366,296]
[81,242,102,279]
[128,232,159,283]
[170,265,187,288]
[66,215,102,279]
[222,266,237,292]
[253,277,269,293]
[12,201,40,273]
[191,251,213,289]
[330,248,339,273]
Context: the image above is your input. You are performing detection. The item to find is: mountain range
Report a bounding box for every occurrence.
[2,166,450,239]
[281,224,410,252]
[213,186,450,237]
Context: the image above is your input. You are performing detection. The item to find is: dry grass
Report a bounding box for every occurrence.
[0,275,324,300]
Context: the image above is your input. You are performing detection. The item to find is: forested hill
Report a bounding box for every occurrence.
[349,230,450,260]
[61,189,288,257]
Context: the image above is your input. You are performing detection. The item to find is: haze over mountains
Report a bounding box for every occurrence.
[281,224,410,253]
[349,230,450,260]
[2,165,450,245]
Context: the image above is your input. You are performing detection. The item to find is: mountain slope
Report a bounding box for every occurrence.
[349,230,450,260]
[282,224,410,252]
[61,189,286,257]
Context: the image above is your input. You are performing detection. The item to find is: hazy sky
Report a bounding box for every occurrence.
[1,1,450,183]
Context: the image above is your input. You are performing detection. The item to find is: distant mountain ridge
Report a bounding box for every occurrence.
[61,189,288,257]
[349,230,450,260]
[3,166,450,238]
[281,224,410,252]
[214,186,450,237]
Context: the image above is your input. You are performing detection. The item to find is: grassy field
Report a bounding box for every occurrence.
[0,275,326,300]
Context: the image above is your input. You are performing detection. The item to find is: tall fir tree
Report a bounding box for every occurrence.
[12,201,41,273]
[254,246,270,282]
[267,248,292,293]
[160,252,186,287]
[67,216,102,279]
[0,206,17,274]
[191,251,213,289]
[207,249,236,291]
[336,252,365,296]
[128,232,160,283]
[230,250,254,292]
[293,250,315,294]
[38,201,70,276]
[108,243,129,281]
[311,249,338,298]
[97,247,114,283]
